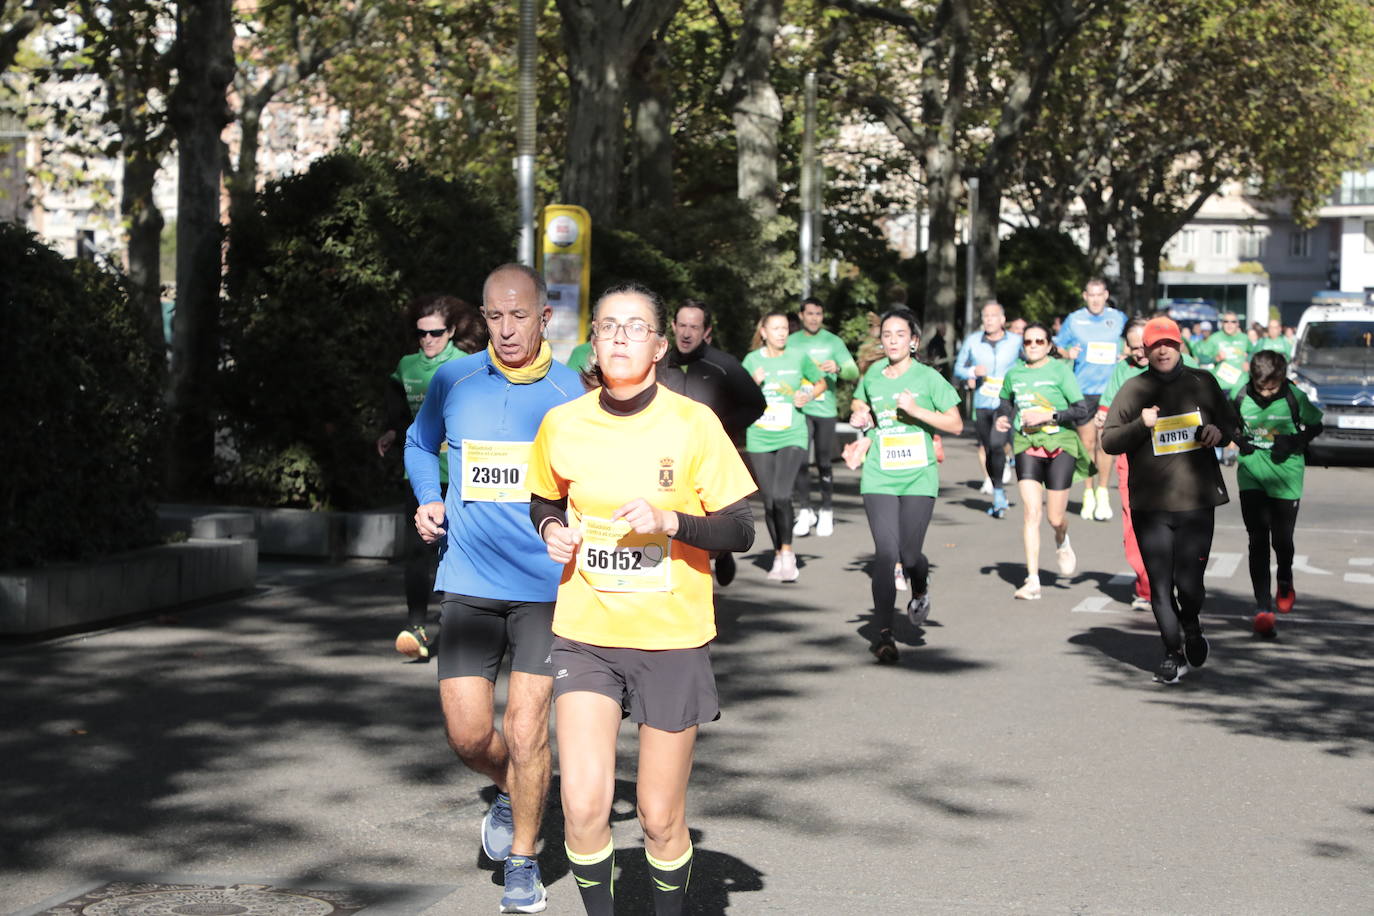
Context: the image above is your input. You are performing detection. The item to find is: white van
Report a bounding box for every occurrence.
[1289,300,1374,462]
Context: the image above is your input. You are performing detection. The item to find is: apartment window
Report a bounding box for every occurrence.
[1339,169,1374,205]
[1239,229,1266,259]
[1175,230,1197,256]
[1290,228,1311,258]
[1212,229,1231,256]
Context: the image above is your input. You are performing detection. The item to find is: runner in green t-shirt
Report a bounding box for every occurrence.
[376,293,483,661]
[565,337,593,373]
[789,298,860,537]
[995,322,1094,601]
[1231,349,1324,638]
[1194,311,1251,466]
[1249,318,1294,360]
[843,308,963,664]
[742,311,826,582]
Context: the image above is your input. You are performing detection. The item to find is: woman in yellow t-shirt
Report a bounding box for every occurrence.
[526,282,757,916]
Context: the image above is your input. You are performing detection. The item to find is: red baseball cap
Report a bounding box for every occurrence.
[1142,317,1182,348]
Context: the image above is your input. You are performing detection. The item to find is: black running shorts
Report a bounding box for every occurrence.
[437,593,555,681]
[1014,449,1076,491]
[550,636,720,732]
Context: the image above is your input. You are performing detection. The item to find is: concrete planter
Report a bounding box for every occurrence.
[158,504,406,559]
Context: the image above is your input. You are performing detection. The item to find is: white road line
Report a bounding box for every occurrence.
[1072,597,1118,614]
[1216,524,1374,536]
[1207,552,1242,578]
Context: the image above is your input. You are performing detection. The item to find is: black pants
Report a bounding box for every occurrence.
[1239,490,1301,608]
[1133,507,1214,654]
[793,415,837,512]
[403,486,442,625]
[863,493,935,632]
[973,410,1012,484]
[749,446,807,551]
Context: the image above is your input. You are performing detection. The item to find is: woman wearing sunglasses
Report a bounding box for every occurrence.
[527,283,756,916]
[378,293,486,660]
[994,321,1094,600]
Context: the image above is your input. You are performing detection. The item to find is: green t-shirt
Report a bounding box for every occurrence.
[390,342,464,482]
[788,328,859,418]
[1250,335,1294,360]
[565,340,593,373]
[1000,359,1084,451]
[1196,331,1250,389]
[853,359,960,496]
[1232,381,1323,499]
[742,347,823,452]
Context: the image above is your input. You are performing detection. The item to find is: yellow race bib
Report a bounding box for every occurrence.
[1085,341,1117,365]
[978,376,1004,399]
[878,430,929,471]
[755,401,794,432]
[1215,362,1243,386]
[461,439,531,502]
[1152,411,1203,456]
[576,513,672,593]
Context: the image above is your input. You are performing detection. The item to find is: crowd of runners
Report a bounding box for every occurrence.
[382,266,1324,913]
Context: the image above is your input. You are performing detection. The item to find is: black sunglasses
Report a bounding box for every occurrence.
[415,327,450,339]
[1023,337,1049,345]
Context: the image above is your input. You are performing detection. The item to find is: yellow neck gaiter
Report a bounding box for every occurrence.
[489,340,553,384]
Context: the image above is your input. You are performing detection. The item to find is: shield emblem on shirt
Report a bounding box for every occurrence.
[659,457,674,489]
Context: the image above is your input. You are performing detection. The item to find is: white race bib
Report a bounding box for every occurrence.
[1085,341,1117,365]
[576,514,672,592]
[1152,411,1203,456]
[755,401,794,432]
[460,440,531,502]
[1215,362,1243,386]
[878,430,929,471]
[978,376,1004,399]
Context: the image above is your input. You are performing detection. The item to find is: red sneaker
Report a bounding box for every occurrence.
[1253,611,1277,638]
[1275,583,1295,614]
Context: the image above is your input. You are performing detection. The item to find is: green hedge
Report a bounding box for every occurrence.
[0,224,165,568]
[219,153,514,510]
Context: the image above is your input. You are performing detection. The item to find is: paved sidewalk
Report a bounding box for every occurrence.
[3,438,1371,914]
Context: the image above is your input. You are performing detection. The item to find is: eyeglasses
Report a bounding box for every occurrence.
[1023,337,1049,345]
[591,318,658,342]
[415,327,449,339]
[1222,319,1239,325]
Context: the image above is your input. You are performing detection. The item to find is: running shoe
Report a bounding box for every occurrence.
[1002,462,1014,484]
[1079,486,1096,520]
[987,488,1009,519]
[907,591,932,627]
[1275,582,1296,614]
[1154,653,1189,685]
[894,564,908,591]
[779,551,799,582]
[1131,595,1153,612]
[1183,625,1210,668]
[714,552,736,587]
[482,792,515,861]
[815,508,834,537]
[395,624,433,661]
[501,856,547,914]
[979,477,994,494]
[1055,535,1077,576]
[1014,579,1042,600]
[792,507,815,538]
[1092,486,1113,521]
[766,554,784,581]
[1253,610,1278,638]
[870,631,899,664]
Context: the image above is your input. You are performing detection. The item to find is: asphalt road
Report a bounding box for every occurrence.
[3,437,1371,915]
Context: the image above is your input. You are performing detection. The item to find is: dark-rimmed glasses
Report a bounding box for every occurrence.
[591,318,658,342]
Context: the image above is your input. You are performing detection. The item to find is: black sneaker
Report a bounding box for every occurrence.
[870,631,899,664]
[1154,653,1189,685]
[1183,626,1209,669]
[714,551,736,587]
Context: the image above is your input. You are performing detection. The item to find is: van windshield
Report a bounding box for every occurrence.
[1298,321,1374,368]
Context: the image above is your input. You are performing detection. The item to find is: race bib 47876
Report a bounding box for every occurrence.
[1152,411,1203,456]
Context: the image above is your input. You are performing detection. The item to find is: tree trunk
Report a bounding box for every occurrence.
[628,38,673,212]
[555,0,682,224]
[1112,203,1140,315]
[167,0,234,498]
[720,0,784,221]
[120,145,166,365]
[924,155,961,335]
[973,174,1000,303]
[920,0,969,338]
[1080,182,1113,275]
[225,98,262,302]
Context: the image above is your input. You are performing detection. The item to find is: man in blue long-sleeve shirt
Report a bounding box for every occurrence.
[954,300,1023,517]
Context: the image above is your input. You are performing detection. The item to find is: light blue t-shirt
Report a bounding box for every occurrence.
[953,330,1024,411]
[1054,306,1128,396]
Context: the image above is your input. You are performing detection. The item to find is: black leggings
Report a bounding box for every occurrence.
[862,493,935,631]
[1239,490,1301,608]
[403,486,441,625]
[974,411,1012,484]
[793,415,837,511]
[749,446,807,551]
[1133,507,1215,654]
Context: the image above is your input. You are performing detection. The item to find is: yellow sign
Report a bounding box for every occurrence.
[460,439,532,502]
[1152,410,1203,455]
[576,513,672,593]
[538,204,592,363]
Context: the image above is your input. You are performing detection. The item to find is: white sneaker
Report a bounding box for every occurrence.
[979,477,994,495]
[1079,487,1096,520]
[1092,486,1113,521]
[815,508,834,537]
[894,564,908,591]
[1014,578,1042,600]
[1056,535,1077,576]
[1131,595,1153,611]
[792,507,815,538]
[1002,462,1014,485]
[766,554,784,581]
[907,577,932,626]
[779,551,799,582]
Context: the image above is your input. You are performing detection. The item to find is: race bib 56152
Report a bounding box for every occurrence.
[576,513,672,593]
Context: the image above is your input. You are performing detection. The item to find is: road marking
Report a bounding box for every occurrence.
[1072,597,1120,614]
[1216,524,1374,536]
[1291,555,1332,576]
[1345,557,1374,585]
[1207,552,1242,578]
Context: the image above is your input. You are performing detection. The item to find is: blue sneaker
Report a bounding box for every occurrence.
[482,792,514,861]
[501,856,547,913]
[987,488,1009,518]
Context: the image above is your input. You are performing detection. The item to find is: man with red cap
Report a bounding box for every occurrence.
[1101,317,1241,685]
